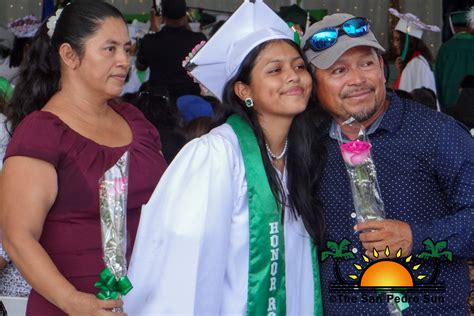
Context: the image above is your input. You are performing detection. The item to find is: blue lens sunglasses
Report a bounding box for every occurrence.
[304,17,370,52]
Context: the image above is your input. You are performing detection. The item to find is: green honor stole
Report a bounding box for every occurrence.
[227,114,323,316]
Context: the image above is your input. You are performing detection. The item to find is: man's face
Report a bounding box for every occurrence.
[314,46,386,123]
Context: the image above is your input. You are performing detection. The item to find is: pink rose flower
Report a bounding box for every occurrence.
[340,140,372,166]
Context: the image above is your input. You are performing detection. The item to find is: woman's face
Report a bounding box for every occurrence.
[392,30,401,55]
[242,40,312,122]
[75,17,131,99]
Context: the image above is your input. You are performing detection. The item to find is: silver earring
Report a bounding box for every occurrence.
[244,97,254,108]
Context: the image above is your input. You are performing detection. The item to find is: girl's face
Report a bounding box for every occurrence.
[242,40,312,122]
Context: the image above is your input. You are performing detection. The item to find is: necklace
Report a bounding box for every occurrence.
[265,139,288,160]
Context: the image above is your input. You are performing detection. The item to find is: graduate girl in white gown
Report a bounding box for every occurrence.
[124,1,328,315]
[389,8,440,96]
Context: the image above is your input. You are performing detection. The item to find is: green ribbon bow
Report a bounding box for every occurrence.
[95,267,133,300]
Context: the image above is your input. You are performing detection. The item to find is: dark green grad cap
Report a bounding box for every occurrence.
[279,4,316,32]
[449,10,468,26]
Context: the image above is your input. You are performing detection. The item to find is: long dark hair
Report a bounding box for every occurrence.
[9,37,33,68]
[4,0,126,133]
[218,39,329,246]
[397,31,434,70]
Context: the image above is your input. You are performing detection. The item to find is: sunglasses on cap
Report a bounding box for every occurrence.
[304,17,370,52]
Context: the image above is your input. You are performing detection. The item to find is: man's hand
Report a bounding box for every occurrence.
[355,219,413,259]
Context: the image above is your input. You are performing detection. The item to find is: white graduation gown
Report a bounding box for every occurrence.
[124,124,315,315]
[398,55,437,95]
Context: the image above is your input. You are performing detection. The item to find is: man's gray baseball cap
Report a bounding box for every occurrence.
[302,13,385,69]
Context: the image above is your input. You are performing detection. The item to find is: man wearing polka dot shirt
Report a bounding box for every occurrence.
[303,13,473,315]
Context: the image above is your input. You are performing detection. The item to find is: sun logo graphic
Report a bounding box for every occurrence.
[322,238,452,293]
[350,247,421,288]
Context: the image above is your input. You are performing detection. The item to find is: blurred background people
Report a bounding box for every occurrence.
[136,0,207,103]
[182,116,213,141]
[445,75,474,130]
[176,95,215,141]
[441,0,474,41]
[435,7,474,111]
[121,20,149,95]
[0,230,31,297]
[390,8,440,99]
[0,15,40,85]
[176,94,214,121]
[410,87,438,110]
[0,76,13,106]
[123,85,187,163]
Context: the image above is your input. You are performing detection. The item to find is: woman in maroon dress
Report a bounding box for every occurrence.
[0,1,167,315]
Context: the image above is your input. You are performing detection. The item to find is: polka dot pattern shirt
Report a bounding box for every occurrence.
[0,244,30,297]
[317,93,474,315]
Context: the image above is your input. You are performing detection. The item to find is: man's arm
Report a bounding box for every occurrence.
[357,120,474,259]
[408,121,474,256]
[409,207,473,256]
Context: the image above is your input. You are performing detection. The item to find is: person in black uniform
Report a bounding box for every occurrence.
[137,0,207,102]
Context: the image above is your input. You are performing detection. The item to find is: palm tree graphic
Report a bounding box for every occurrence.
[321,239,356,284]
[418,239,452,283]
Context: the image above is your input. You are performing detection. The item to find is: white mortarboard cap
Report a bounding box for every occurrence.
[7,15,41,38]
[389,8,440,39]
[187,0,294,101]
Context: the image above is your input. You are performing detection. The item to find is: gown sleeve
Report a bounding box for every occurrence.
[124,129,240,315]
